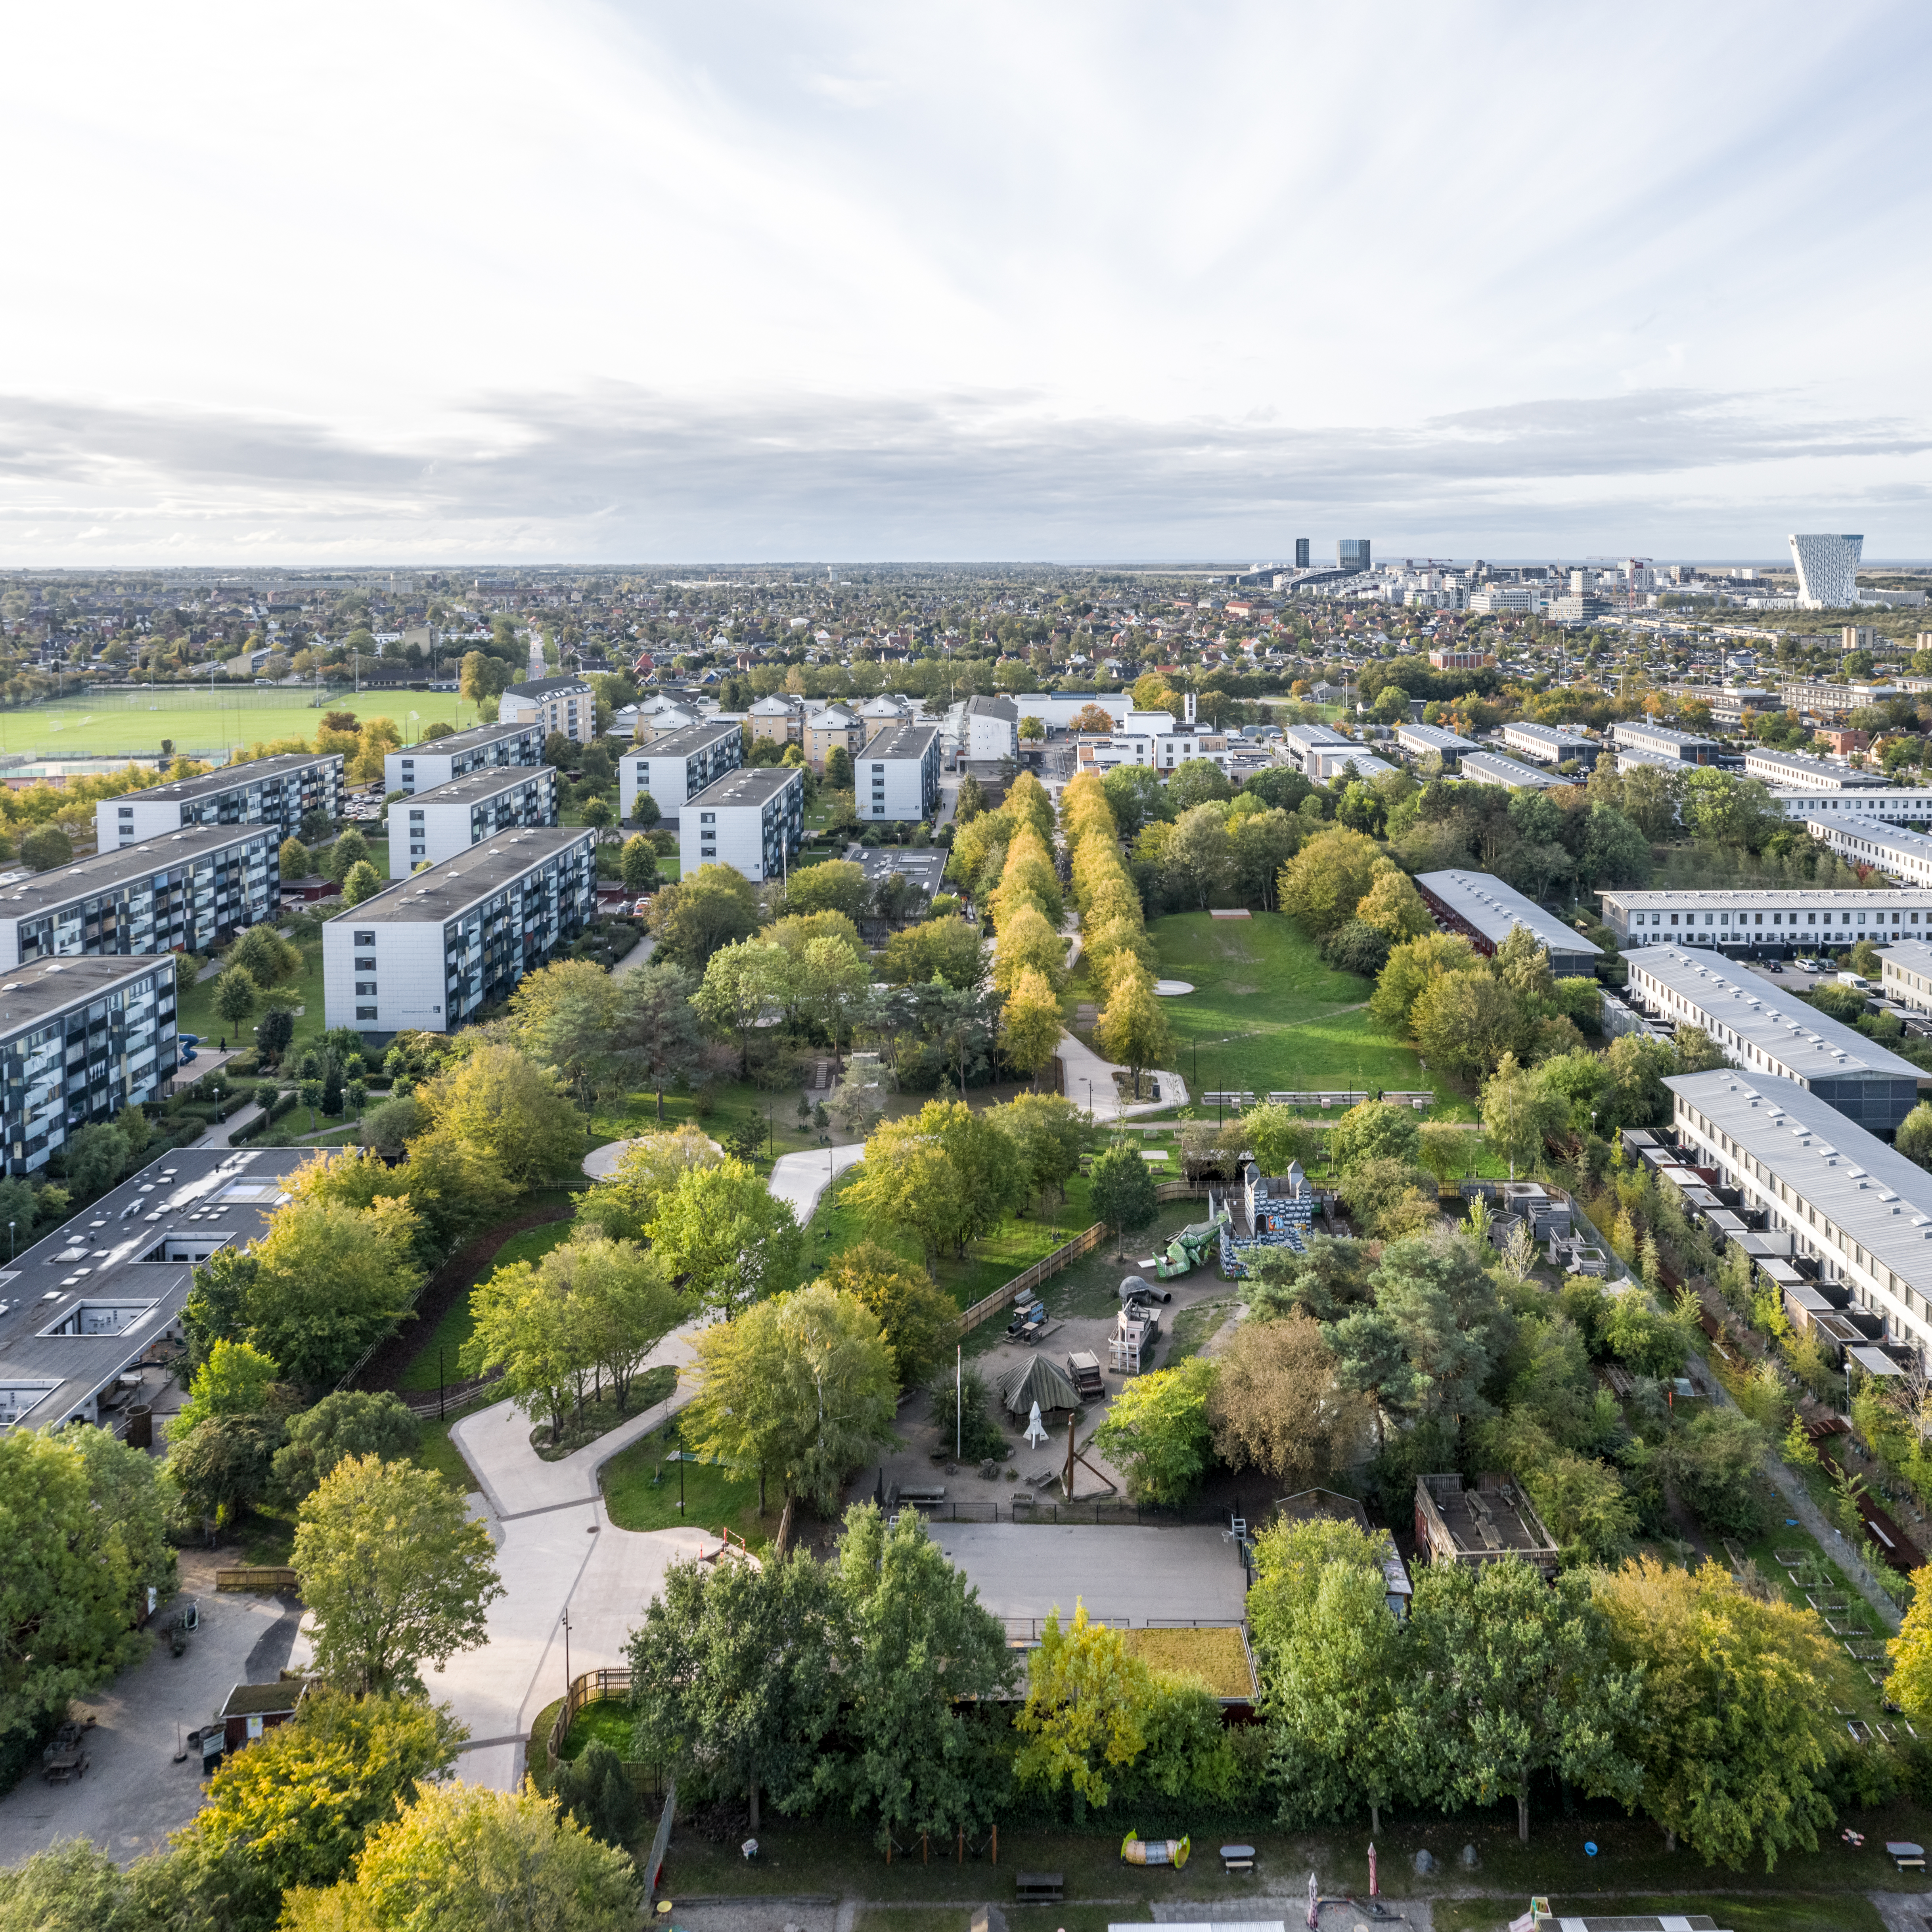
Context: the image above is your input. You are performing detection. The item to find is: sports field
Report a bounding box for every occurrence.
[0,686,483,762]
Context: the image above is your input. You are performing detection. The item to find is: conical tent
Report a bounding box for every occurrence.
[998,1354,1081,1416]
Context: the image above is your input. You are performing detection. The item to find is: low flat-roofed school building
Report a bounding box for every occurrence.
[1413,870,1603,977]
[1599,884,1932,951]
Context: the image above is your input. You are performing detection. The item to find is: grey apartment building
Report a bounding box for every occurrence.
[96,751,343,848]
[0,827,279,971]
[323,826,597,1040]
[0,956,178,1174]
[387,766,559,878]
[618,721,744,826]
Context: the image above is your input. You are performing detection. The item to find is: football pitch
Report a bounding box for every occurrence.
[0,687,483,763]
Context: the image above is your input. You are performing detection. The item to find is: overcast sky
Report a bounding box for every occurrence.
[3,0,1929,566]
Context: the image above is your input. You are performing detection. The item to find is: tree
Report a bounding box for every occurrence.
[422,1042,583,1186]
[1013,1603,1153,1808]
[695,937,786,1078]
[609,959,705,1121]
[324,827,371,883]
[881,915,986,991]
[280,1779,638,1932]
[172,1336,282,1438]
[646,863,763,972]
[619,832,659,894]
[799,933,874,1069]
[1089,1139,1158,1250]
[1247,1516,1408,1829]
[823,1504,1015,1844]
[1482,1049,1564,1177]
[1411,967,1528,1083]
[461,1249,582,1446]
[214,966,259,1028]
[1208,1313,1366,1489]
[1329,1099,1420,1175]
[193,1689,466,1898]
[822,1241,959,1390]
[293,1455,502,1696]
[988,1093,1088,1212]
[628,1544,840,1830]
[1405,1556,1639,1843]
[1897,1102,1932,1173]
[229,922,304,987]
[1229,806,1298,910]
[577,1122,720,1242]
[1000,965,1065,1087]
[272,1391,421,1505]
[1599,1557,1853,1866]
[563,1237,683,1412]
[844,1097,1025,1267]
[1369,930,1482,1036]
[1663,1408,1772,1539]
[1279,826,1382,934]
[1101,764,1167,837]
[19,824,72,871]
[781,857,869,920]
[230,1195,422,1390]
[1355,862,1431,941]
[1163,802,1231,908]
[0,1427,174,1748]
[1092,1356,1218,1503]
[647,1157,803,1314]
[1888,1561,1932,1722]
[339,859,382,907]
[684,1285,896,1508]
[279,835,312,881]
[1095,958,1172,1099]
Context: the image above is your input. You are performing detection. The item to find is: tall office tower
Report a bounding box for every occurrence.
[1570,568,1595,595]
[1337,538,1371,573]
[1788,533,1863,609]
[1293,538,1310,569]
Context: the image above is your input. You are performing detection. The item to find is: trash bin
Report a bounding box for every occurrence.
[125,1405,152,1449]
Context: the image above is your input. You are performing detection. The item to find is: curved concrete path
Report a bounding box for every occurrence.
[581,1133,722,1181]
[1055,1028,1186,1120]
[290,1319,713,1791]
[768,1142,864,1222]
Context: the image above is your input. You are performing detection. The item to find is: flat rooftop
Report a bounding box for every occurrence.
[926,1523,1248,1628]
[1747,749,1886,785]
[623,720,741,760]
[398,720,537,758]
[687,767,802,810]
[1457,751,1565,790]
[1630,946,1922,1083]
[1809,815,1932,864]
[1415,868,1603,959]
[0,825,271,920]
[0,1149,316,1432]
[402,764,555,808]
[862,722,940,760]
[331,826,592,925]
[0,956,168,1036]
[114,750,336,804]
[1601,886,1932,909]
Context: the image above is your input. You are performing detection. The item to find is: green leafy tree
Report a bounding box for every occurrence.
[324,827,371,883]
[880,915,988,992]
[172,1336,283,1439]
[647,1156,802,1314]
[1248,1515,1409,1829]
[1088,1138,1158,1252]
[684,1285,896,1508]
[1599,1556,1854,1867]
[988,1092,1088,1211]
[229,922,304,987]
[628,1543,839,1830]
[1897,1102,1932,1173]
[1013,1603,1154,1808]
[1482,1049,1565,1178]
[422,1042,584,1186]
[279,834,312,881]
[1278,825,1382,934]
[844,1097,1024,1268]
[1095,958,1173,1099]
[192,1689,465,1897]
[19,824,72,871]
[695,937,786,1078]
[1405,1555,1640,1843]
[1329,1099,1421,1175]
[609,959,706,1121]
[1092,1356,1218,1503]
[822,1504,1015,1845]
[619,832,659,893]
[645,862,763,972]
[293,1454,503,1696]
[821,1241,959,1390]
[271,1390,421,1505]
[213,966,259,1029]
[280,1779,638,1932]
[780,857,869,920]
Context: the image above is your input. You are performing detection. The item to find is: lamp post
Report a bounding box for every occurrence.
[438,1347,445,1422]
[7,1221,13,1262]
[561,1606,572,1710]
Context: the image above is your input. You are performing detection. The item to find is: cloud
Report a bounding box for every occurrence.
[0,384,1926,562]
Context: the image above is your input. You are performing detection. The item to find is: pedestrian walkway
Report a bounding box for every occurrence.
[1054,1028,1185,1120]
[610,934,657,975]
[192,1100,264,1149]
[768,1142,864,1222]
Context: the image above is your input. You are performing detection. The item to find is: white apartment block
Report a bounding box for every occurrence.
[858,723,942,822]
[388,766,559,878]
[1807,816,1932,888]
[1501,721,1599,768]
[1668,1070,1930,1366]
[679,768,804,883]
[98,751,343,847]
[324,827,597,1039]
[1413,869,1603,977]
[1626,945,1923,1135]
[1772,789,1932,827]
[618,721,743,825]
[1881,938,1932,1015]
[1742,748,1887,792]
[384,720,548,793]
[498,675,595,744]
[0,827,279,971]
[1599,884,1932,951]
[961,695,1019,761]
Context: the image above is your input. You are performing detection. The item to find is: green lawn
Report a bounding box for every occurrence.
[804,1168,1097,1312]
[395,1217,580,1391]
[1142,911,1462,1113]
[0,686,481,762]
[410,1392,497,1492]
[601,1422,770,1542]
[175,930,329,1060]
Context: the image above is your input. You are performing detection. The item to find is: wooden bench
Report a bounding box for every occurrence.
[1014,1872,1063,1903]
[1220,1842,1255,1873]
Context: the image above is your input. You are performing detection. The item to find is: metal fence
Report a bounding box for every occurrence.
[898,1497,1239,1527]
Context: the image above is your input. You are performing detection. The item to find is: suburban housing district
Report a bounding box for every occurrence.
[11,548,1932,1932]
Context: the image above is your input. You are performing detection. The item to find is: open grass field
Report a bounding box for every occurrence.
[0,685,481,762]
[1138,910,1468,1116]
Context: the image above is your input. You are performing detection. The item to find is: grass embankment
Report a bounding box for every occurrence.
[396,1218,580,1392]
[0,686,478,760]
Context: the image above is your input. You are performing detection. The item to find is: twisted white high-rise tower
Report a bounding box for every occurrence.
[1788,532,1863,609]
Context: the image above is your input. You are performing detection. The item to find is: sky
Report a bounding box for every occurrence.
[2,0,1930,566]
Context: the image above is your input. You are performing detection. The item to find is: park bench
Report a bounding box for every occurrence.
[1014,1873,1062,1903]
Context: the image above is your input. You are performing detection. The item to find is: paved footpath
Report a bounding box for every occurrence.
[290,1319,715,1792]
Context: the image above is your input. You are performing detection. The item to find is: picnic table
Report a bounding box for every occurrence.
[1220,1842,1256,1873]
[1887,1839,1925,1871]
[1013,1872,1062,1902]
[40,1721,90,1784]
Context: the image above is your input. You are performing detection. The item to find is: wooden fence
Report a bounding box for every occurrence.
[546,1667,633,1771]
[216,1566,299,1594]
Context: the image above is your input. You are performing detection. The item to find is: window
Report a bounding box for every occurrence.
[356,1005,378,1021]
[355,980,377,996]
[354,930,376,945]
[409,810,423,822]
[354,955,375,971]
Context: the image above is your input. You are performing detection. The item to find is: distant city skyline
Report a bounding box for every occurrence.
[2,1,1929,563]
